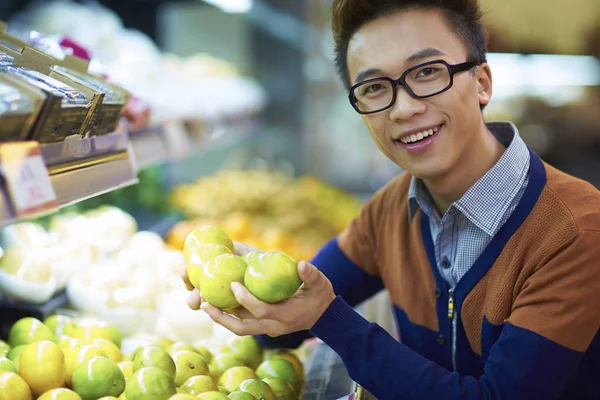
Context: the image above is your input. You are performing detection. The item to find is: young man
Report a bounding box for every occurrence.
[183,0,600,398]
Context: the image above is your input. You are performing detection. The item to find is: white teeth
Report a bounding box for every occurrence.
[399,125,441,144]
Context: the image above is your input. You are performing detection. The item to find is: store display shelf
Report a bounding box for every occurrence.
[0,131,138,228]
[129,117,260,170]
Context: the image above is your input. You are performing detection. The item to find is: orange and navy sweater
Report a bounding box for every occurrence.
[257,150,600,399]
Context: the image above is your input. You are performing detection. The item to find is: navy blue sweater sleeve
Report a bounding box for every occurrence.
[256,238,384,349]
[310,297,584,400]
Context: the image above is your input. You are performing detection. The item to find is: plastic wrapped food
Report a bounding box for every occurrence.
[0,81,33,114]
[0,51,15,68]
[4,67,88,105]
[51,65,124,103]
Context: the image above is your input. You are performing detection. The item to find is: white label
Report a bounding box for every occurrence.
[1,143,58,217]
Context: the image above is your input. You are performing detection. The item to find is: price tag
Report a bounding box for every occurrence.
[0,142,58,217]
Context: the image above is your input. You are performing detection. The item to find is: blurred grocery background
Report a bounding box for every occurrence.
[0,0,597,398]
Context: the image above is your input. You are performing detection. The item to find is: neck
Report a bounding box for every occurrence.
[423,123,505,214]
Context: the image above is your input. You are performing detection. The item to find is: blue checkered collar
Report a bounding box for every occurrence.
[408,121,530,236]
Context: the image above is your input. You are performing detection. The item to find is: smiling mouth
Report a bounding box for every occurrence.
[395,124,443,145]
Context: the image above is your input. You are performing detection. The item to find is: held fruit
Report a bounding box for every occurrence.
[244,252,301,303]
[200,254,248,310]
[184,225,234,260]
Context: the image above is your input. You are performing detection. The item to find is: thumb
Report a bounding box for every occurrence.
[298,261,321,287]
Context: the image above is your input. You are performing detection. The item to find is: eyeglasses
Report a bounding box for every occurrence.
[348,60,479,114]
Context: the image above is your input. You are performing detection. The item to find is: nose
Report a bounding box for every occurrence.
[388,86,427,122]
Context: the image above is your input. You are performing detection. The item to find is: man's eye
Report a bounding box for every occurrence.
[364,83,385,94]
[417,67,440,78]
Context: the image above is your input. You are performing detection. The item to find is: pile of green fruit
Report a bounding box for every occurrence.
[0,315,305,400]
[184,225,302,310]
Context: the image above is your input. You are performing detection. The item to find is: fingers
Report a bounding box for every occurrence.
[187,288,202,310]
[233,241,259,257]
[297,261,321,286]
[201,302,275,336]
[231,282,270,318]
[181,264,194,291]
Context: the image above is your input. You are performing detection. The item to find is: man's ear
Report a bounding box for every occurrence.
[476,63,493,106]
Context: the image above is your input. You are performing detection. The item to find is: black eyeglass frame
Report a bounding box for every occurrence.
[348,60,480,115]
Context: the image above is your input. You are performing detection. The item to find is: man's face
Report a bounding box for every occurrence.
[346,8,492,180]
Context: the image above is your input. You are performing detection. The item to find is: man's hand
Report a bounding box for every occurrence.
[181,241,336,336]
[202,260,335,336]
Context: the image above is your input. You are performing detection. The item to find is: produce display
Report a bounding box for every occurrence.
[0,315,307,400]
[168,170,363,262]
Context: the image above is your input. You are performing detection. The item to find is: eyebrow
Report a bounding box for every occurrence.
[353,48,448,84]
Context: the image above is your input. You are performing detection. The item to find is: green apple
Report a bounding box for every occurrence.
[172,350,209,386]
[221,336,263,370]
[184,225,234,260]
[180,375,218,395]
[200,254,248,310]
[244,252,301,303]
[133,346,176,380]
[218,366,257,393]
[8,317,55,347]
[236,379,276,400]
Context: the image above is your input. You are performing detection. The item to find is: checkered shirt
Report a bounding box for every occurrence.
[408,122,531,288]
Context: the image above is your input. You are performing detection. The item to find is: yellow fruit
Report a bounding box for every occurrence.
[92,338,122,363]
[209,353,246,380]
[187,244,233,289]
[118,361,133,380]
[196,392,230,400]
[200,254,247,310]
[0,370,32,400]
[180,375,218,395]
[64,344,106,387]
[218,366,257,393]
[195,346,214,364]
[8,317,55,347]
[184,225,234,260]
[44,315,73,336]
[0,356,18,373]
[244,252,301,304]
[264,351,304,377]
[0,340,10,357]
[37,388,82,400]
[125,367,176,400]
[172,350,209,387]
[222,336,263,370]
[150,338,174,351]
[168,394,197,400]
[7,345,25,365]
[71,356,125,400]
[132,346,176,380]
[255,359,303,394]
[262,378,296,400]
[19,340,65,395]
[168,342,198,356]
[228,391,257,400]
[237,379,276,400]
